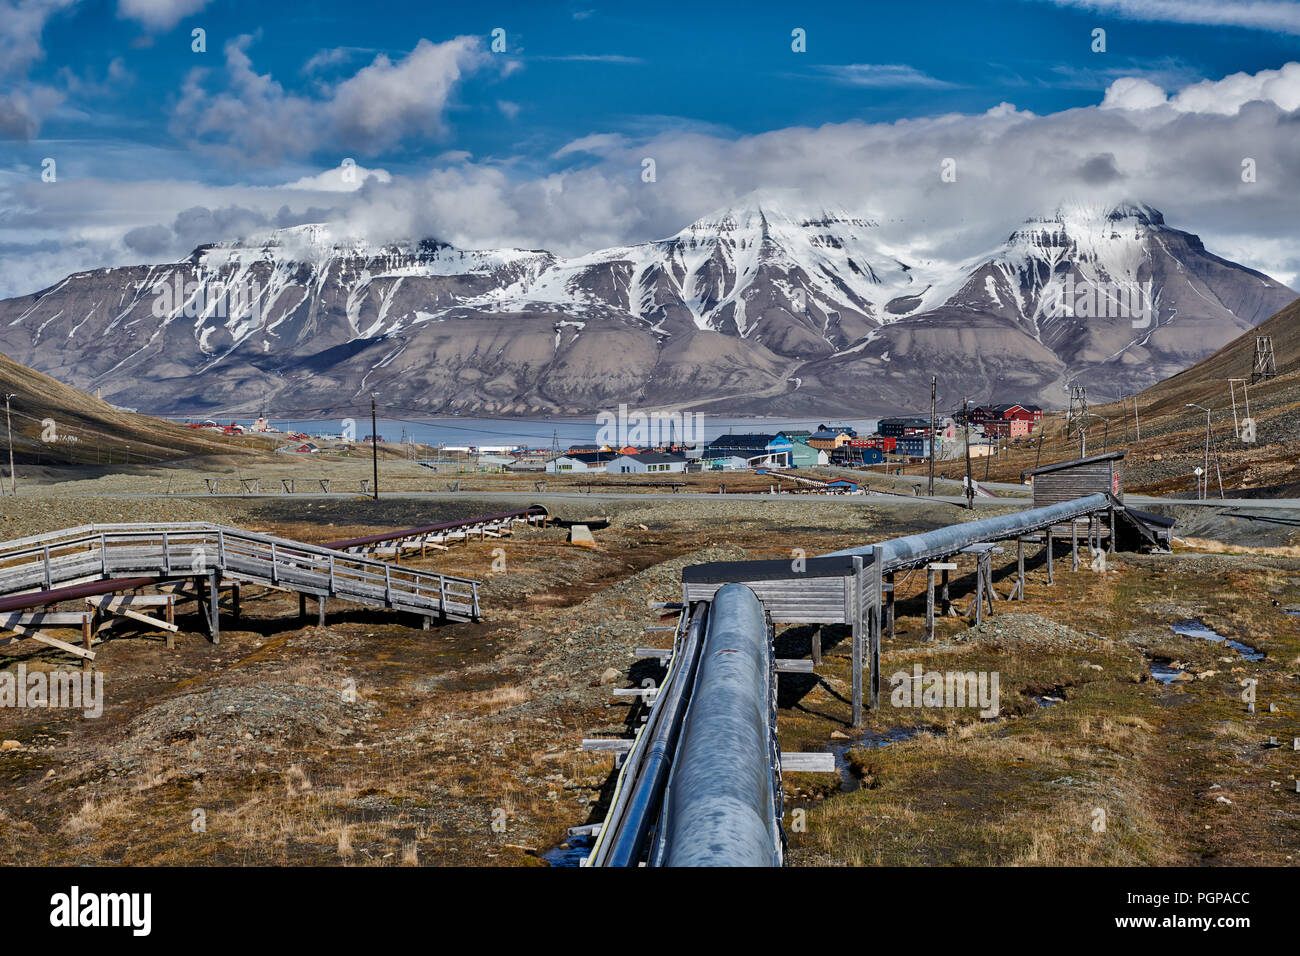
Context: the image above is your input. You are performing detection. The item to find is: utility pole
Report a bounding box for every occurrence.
[4,393,15,496]
[1187,404,1211,500]
[1203,411,1210,500]
[962,397,973,509]
[370,394,379,500]
[928,376,936,497]
[1227,378,1251,438]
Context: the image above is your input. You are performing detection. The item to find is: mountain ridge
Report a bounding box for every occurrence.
[0,199,1292,418]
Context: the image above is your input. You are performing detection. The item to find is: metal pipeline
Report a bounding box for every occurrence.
[0,576,160,614]
[598,604,708,867]
[822,492,1112,570]
[658,583,782,867]
[323,505,548,550]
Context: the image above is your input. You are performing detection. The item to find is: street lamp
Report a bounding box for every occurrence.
[3,393,15,496]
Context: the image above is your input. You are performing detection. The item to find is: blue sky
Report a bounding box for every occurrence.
[2,0,1299,296]
[17,0,1300,178]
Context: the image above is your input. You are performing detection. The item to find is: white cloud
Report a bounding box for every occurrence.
[0,0,77,138]
[0,0,75,70]
[280,161,392,192]
[1101,76,1167,110]
[553,132,629,158]
[1102,61,1300,114]
[533,54,645,64]
[1031,0,1300,34]
[301,46,355,75]
[4,62,1300,298]
[816,63,956,88]
[116,0,210,31]
[1168,62,1300,114]
[171,35,492,164]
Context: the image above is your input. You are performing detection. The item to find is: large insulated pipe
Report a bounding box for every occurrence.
[659,583,782,867]
[822,492,1111,570]
[600,605,707,867]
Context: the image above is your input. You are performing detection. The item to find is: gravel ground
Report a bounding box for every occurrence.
[100,683,379,774]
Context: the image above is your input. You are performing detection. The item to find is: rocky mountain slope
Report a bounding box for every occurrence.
[0,350,244,468]
[0,200,1292,417]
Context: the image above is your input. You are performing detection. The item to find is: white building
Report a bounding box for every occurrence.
[607,452,688,474]
[546,452,616,474]
[693,455,751,472]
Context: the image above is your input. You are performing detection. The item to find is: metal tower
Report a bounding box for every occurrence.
[1066,384,1089,439]
[1250,335,1277,384]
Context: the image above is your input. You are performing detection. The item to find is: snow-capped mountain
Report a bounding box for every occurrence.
[0,200,1292,417]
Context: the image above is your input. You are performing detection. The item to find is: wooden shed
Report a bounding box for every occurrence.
[681,555,874,624]
[1022,450,1125,508]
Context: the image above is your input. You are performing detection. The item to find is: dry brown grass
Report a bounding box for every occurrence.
[465,684,531,713]
[62,796,128,837]
[1178,537,1300,558]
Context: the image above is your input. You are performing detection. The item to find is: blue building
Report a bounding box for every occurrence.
[897,435,931,457]
[703,433,794,468]
[877,417,931,438]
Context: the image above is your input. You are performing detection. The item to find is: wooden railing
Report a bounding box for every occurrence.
[0,523,480,621]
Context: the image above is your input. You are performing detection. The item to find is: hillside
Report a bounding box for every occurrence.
[921,297,1300,496]
[0,350,252,470]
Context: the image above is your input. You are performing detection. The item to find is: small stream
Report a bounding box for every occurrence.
[543,834,594,867]
[1170,618,1264,662]
[830,726,940,792]
[1148,659,1189,684]
[1147,617,1265,685]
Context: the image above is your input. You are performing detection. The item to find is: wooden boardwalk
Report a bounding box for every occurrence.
[0,523,482,659]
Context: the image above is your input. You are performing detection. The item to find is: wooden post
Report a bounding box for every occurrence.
[231,583,241,621]
[82,611,93,672]
[811,625,822,666]
[974,554,985,625]
[984,553,996,613]
[195,576,206,633]
[1046,529,1054,584]
[870,546,882,711]
[299,593,307,621]
[1071,522,1079,572]
[165,594,174,628]
[1108,507,1116,552]
[851,555,863,727]
[883,571,895,642]
[941,567,951,615]
[317,596,327,627]
[207,572,220,644]
[1017,539,1026,600]
[925,566,936,641]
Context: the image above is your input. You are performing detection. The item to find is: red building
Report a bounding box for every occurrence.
[972,403,1042,430]
[984,417,1032,438]
[851,435,897,452]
